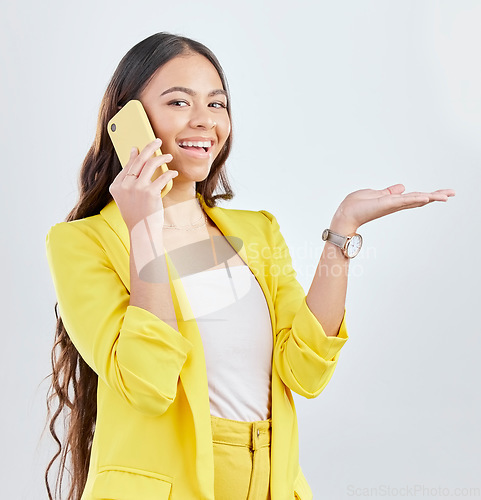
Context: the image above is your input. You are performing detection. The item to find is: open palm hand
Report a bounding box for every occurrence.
[332,184,456,234]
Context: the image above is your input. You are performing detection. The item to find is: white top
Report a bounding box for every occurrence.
[179,263,273,421]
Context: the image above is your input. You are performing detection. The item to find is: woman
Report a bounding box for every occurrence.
[44,32,454,500]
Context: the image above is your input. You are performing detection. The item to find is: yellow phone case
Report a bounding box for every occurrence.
[107,99,173,198]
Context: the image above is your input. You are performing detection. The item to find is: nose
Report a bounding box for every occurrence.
[189,106,217,129]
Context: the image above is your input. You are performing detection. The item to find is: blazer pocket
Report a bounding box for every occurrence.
[92,465,172,500]
[293,466,313,500]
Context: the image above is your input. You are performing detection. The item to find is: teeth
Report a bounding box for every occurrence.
[178,140,212,148]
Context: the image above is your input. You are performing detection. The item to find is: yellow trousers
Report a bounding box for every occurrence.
[211,415,272,500]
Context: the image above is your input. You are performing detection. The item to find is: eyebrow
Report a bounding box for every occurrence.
[160,86,228,99]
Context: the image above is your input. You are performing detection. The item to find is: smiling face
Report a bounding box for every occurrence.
[139,53,231,185]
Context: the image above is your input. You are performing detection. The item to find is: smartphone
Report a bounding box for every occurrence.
[107,99,173,198]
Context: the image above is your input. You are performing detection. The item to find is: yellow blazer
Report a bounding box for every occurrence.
[45,193,348,500]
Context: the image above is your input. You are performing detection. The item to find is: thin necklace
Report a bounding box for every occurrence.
[163,209,208,231]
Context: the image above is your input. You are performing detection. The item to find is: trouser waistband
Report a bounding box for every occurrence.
[211,415,272,451]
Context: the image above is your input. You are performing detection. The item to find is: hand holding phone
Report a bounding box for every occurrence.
[107,100,174,198]
[108,101,179,233]
[109,136,178,233]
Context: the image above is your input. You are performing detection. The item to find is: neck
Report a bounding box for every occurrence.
[162,185,205,228]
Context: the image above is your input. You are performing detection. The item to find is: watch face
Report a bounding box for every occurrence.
[346,234,362,258]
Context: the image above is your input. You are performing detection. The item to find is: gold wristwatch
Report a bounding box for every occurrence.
[322,229,363,258]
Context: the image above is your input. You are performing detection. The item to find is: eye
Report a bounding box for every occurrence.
[169,100,189,107]
[210,102,227,109]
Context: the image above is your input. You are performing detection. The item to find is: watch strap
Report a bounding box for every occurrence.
[322,229,348,250]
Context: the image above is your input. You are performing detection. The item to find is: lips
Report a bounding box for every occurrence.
[177,139,214,153]
[177,143,212,159]
[180,144,209,153]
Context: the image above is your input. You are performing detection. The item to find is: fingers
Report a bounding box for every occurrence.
[381,184,405,196]
[111,147,138,186]
[381,186,455,205]
[396,193,438,206]
[135,152,174,183]
[432,189,456,198]
[125,138,164,178]
[380,185,455,201]
[122,147,140,178]
[338,184,455,229]
[151,168,179,194]
[383,190,454,216]
[402,191,453,203]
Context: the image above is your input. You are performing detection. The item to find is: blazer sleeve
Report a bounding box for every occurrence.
[259,210,348,398]
[45,221,193,416]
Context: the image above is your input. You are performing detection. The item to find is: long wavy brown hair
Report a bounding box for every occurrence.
[44,32,234,500]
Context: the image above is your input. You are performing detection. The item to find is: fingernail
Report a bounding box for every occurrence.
[155,138,162,143]
[131,147,137,153]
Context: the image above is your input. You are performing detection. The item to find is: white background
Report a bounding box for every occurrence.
[1,0,480,498]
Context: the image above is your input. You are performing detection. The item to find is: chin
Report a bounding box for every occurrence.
[184,165,212,182]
